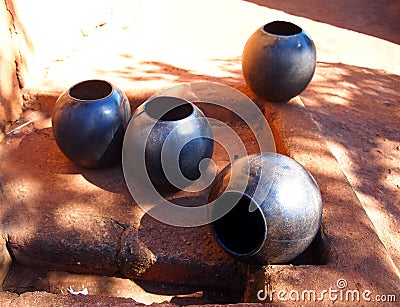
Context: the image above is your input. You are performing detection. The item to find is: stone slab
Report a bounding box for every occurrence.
[0,106,261,289]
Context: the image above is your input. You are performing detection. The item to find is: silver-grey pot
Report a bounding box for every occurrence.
[123,96,214,193]
[242,21,316,102]
[209,152,322,265]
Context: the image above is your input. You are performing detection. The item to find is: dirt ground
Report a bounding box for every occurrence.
[302,62,400,271]
[23,0,400,273]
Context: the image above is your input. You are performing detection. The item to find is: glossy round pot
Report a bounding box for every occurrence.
[123,96,214,192]
[242,21,316,102]
[209,153,322,265]
[52,80,131,168]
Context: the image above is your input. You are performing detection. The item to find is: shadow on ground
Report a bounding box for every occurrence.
[301,61,400,269]
[96,56,243,86]
[244,0,400,44]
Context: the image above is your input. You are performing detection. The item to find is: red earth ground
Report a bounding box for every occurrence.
[17,0,399,274]
[1,0,399,304]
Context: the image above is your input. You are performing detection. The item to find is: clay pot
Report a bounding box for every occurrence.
[242,21,316,102]
[123,96,214,192]
[209,153,322,265]
[52,80,131,168]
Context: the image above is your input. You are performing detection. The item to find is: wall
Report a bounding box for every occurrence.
[0,0,24,142]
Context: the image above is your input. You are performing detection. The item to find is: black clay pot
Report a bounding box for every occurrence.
[209,153,322,265]
[123,96,214,193]
[242,21,316,102]
[52,80,131,168]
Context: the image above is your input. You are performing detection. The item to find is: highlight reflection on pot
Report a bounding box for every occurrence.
[123,96,214,193]
[52,79,130,168]
[242,21,316,102]
[209,153,322,265]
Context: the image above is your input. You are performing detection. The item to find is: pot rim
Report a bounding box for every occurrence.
[67,79,114,102]
[260,20,304,38]
[211,190,268,259]
[143,95,196,123]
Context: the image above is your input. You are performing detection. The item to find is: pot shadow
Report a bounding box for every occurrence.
[289,228,329,265]
[79,164,129,195]
[23,127,129,194]
[135,280,243,305]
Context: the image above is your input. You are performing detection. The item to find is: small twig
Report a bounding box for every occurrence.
[67,286,88,295]
[5,119,35,135]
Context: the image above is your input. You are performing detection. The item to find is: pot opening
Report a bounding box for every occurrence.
[69,80,113,101]
[212,192,266,256]
[263,21,302,36]
[145,96,194,121]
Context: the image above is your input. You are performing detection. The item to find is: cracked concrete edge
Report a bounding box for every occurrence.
[5,217,157,280]
[117,227,157,277]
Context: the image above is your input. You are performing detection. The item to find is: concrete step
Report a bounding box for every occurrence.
[1,87,398,305]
